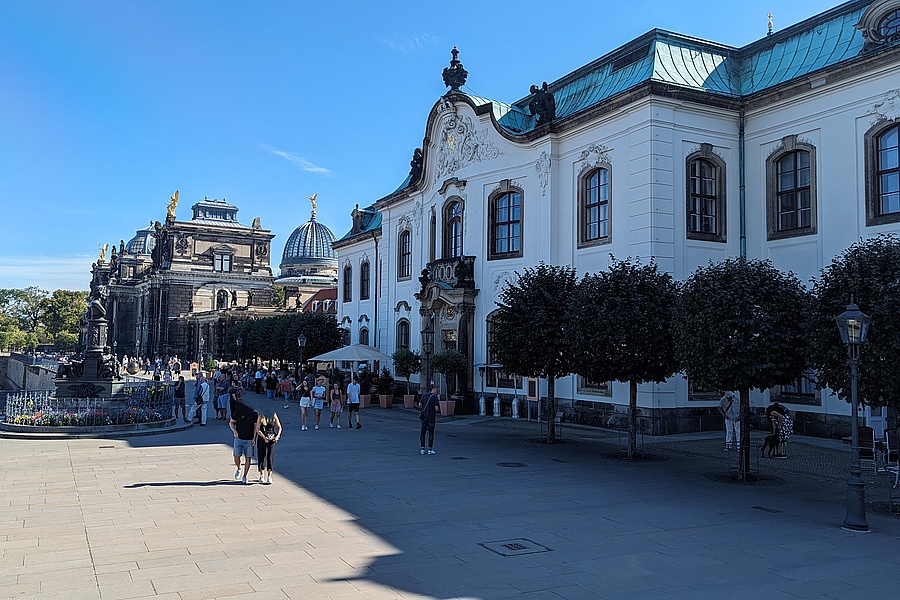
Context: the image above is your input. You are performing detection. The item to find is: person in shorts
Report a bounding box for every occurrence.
[310,376,327,430]
[346,375,361,429]
[298,379,311,431]
[328,381,343,428]
[280,374,293,409]
[229,401,260,485]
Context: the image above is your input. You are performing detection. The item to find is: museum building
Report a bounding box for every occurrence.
[334,0,900,435]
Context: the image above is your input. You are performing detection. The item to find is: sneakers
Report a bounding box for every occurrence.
[259,473,266,484]
[356,423,362,429]
[427,449,436,455]
[234,469,241,480]
[283,404,288,409]
[301,425,307,431]
[420,449,426,455]
[242,476,248,484]
[314,424,319,430]
[266,474,273,485]
[329,423,334,428]
[337,424,341,429]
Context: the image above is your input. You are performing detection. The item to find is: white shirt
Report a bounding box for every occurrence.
[199,381,210,402]
[347,382,360,403]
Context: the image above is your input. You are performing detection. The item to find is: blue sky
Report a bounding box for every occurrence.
[0,0,840,291]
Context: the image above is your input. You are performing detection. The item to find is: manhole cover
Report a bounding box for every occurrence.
[524,438,569,445]
[479,538,552,557]
[702,472,786,486]
[450,456,468,460]
[497,462,527,468]
[98,445,115,449]
[599,451,667,462]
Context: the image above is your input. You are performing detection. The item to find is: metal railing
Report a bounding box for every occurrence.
[3,383,174,427]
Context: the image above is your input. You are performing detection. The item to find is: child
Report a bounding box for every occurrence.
[329,381,343,429]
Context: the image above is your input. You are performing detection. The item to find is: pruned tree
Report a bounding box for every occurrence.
[572,258,678,458]
[810,235,900,418]
[392,348,421,395]
[675,257,809,480]
[491,263,578,442]
[430,349,467,396]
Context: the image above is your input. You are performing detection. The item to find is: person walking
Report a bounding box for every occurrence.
[298,379,311,430]
[328,381,343,428]
[265,371,278,400]
[346,375,362,429]
[717,391,740,449]
[310,376,327,430]
[418,386,439,455]
[765,401,791,458]
[280,373,293,410]
[229,401,260,485]
[173,375,188,423]
[254,367,264,394]
[256,413,282,484]
[187,374,210,426]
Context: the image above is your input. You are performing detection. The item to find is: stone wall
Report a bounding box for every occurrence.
[3,356,57,391]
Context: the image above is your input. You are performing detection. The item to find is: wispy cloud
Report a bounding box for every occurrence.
[0,256,94,291]
[261,144,331,176]
[381,34,438,53]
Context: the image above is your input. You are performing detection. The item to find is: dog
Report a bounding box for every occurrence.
[760,434,780,458]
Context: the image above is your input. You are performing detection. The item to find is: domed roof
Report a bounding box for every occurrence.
[126,224,156,256]
[280,215,337,269]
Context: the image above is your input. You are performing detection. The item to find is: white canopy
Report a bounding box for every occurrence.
[308,344,393,364]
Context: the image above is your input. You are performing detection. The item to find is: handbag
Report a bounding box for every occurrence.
[419,394,432,420]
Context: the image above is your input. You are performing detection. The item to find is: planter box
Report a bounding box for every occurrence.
[403,394,416,408]
[379,394,393,408]
[439,400,456,416]
[360,394,371,408]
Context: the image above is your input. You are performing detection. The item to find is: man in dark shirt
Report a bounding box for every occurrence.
[418,386,439,455]
[229,402,260,484]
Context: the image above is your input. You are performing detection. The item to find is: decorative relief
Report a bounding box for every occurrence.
[398,215,412,232]
[535,151,550,196]
[493,270,518,294]
[767,134,816,158]
[686,143,725,162]
[342,258,352,269]
[412,200,422,234]
[434,108,501,182]
[175,235,190,255]
[394,300,411,313]
[577,144,612,174]
[254,242,269,259]
[865,89,900,125]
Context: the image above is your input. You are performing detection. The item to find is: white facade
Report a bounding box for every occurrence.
[335,0,900,434]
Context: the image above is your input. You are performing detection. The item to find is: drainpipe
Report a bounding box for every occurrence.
[372,231,379,351]
[739,109,747,258]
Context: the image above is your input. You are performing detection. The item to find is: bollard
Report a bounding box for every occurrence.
[479,395,486,416]
[511,396,519,419]
[493,396,500,417]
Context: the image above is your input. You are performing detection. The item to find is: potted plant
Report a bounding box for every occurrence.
[358,367,373,408]
[376,367,394,408]
[430,349,467,416]
[392,348,421,408]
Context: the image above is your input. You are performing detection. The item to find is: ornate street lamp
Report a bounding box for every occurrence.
[835,299,872,532]
[236,336,243,368]
[297,334,307,376]
[199,336,206,365]
[421,324,434,394]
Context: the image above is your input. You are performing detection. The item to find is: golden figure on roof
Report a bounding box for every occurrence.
[166,190,179,220]
[98,243,109,262]
[307,193,318,218]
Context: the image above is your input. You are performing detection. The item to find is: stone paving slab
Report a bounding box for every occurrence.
[3,393,900,599]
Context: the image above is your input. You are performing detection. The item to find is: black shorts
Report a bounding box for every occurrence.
[347,403,360,413]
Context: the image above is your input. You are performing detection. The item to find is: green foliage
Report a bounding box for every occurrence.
[810,235,900,409]
[272,285,286,308]
[53,331,79,351]
[430,349,467,395]
[43,290,88,340]
[0,286,50,332]
[392,348,421,384]
[675,257,809,392]
[224,313,343,364]
[377,367,394,394]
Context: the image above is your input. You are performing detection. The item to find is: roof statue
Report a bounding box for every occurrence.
[768,13,774,36]
[408,148,423,186]
[442,46,468,91]
[252,217,261,229]
[97,243,109,262]
[307,193,318,218]
[166,190,179,222]
[528,82,556,126]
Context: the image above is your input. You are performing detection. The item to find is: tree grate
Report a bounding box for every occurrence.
[479,538,552,557]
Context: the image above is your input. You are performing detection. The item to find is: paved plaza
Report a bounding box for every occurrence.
[3,392,900,600]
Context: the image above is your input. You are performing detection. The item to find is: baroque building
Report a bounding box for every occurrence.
[92,195,277,362]
[334,0,900,434]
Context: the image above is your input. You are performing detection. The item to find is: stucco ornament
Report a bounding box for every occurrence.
[434,106,501,182]
[493,270,518,294]
[577,144,612,174]
[536,151,551,196]
[866,89,900,125]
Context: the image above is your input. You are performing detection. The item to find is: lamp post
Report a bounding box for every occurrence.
[199,336,206,367]
[236,336,243,369]
[835,299,871,532]
[421,325,434,395]
[297,334,307,378]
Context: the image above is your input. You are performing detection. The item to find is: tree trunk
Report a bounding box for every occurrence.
[628,380,638,459]
[738,387,751,481]
[547,376,557,443]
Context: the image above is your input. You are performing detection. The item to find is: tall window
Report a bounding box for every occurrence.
[686,149,726,242]
[398,230,411,279]
[489,188,522,259]
[396,320,410,350]
[214,253,232,272]
[766,138,816,240]
[216,290,228,310]
[581,168,609,244]
[359,327,369,346]
[359,261,370,300]
[342,266,352,302]
[877,124,899,216]
[443,200,462,258]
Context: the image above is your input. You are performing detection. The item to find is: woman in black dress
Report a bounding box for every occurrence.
[256,413,282,484]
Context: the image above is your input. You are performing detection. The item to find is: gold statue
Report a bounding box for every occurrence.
[166,190,179,220]
[307,193,318,218]
[98,243,109,262]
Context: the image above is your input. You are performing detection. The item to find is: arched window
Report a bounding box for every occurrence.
[359,327,369,346]
[360,261,370,300]
[398,230,412,279]
[216,290,228,310]
[342,266,352,302]
[580,167,610,244]
[875,124,899,220]
[489,184,522,260]
[396,319,410,350]
[766,137,817,240]
[686,149,726,241]
[443,200,462,258]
